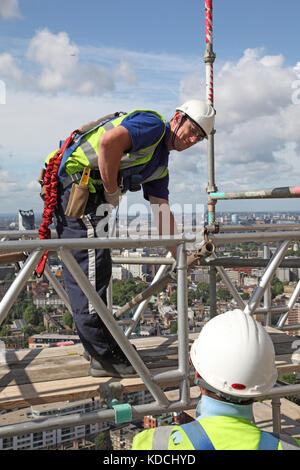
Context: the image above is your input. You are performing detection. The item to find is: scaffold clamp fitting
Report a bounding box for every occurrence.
[98,383,132,424]
[112,403,133,424]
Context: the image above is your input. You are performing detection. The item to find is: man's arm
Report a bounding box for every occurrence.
[149,195,178,259]
[98,126,132,193]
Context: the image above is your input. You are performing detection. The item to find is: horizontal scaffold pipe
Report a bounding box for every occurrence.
[0,383,299,439]
[0,230,57,239]
[0,234,195,254]
[210,231,300,245]
[202,257,300,268]
[209,186,300,200]
[112,256,174,265]
[0,398,200,439]
[278,323,300,331]
[206,223,300,233]
[277,323,300,331]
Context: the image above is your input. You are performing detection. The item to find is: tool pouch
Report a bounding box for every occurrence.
[64,183,89,218]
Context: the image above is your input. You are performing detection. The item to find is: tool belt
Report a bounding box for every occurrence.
[60,169,101,190]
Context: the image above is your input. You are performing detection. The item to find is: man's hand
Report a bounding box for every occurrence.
[104,187,122,207]
[149,195,178,260]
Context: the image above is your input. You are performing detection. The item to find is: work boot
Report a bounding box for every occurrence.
[82,350,90,361]
[88,345,139,378]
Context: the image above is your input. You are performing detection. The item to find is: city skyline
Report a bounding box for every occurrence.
[0,1,300,213]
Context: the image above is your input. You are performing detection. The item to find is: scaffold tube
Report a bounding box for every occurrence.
[0,384,299,439]
[209,186,300,200]
[244,241,290,315]
[210,230,300,244]
[0,234,195,255]
[205,0,214,106]
[204,0,217,224]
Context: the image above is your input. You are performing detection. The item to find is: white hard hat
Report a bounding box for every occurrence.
[176,100,215,137]
[190,309,278,400]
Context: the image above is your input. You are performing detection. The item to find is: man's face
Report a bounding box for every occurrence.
[170,113,206,151]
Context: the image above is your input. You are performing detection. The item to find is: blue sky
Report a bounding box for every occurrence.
[1,0,300,216]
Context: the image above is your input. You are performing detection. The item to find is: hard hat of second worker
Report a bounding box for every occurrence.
[176,100,215,137]
[190,310,278,401]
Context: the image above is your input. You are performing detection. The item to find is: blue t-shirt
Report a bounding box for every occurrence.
[120,111,170,201]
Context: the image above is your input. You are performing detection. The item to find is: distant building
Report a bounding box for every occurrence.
[144,413,175,428]
[9,319,26,333]
[18,210,35,230]
[231,214,239,225]
[121,249,149,279]
[28,333,81,348]
[112,265,128,280]
[190,269,210,284]
[226,270,242,287]
[286,304,300,336]
[110,423,143,450]
[243,276,258,287]
[0,399,105,450]
[33,296,66,308]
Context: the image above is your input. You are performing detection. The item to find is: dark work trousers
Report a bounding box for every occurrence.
[55,182,119,360]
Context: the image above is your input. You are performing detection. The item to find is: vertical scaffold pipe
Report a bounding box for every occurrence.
[204,0,214,105]
[204,0,217,319]
[204,0,217,224]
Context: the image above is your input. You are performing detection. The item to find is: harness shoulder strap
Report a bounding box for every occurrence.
[58,116,120,179]
[182,420,215,450]
[258,431,279,450]
[57,138,82,178]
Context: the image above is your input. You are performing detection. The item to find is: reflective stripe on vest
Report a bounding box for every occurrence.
[279,433,300,450]
[152,426,172,450]
[134,165,168,185]
[151,422,214,450]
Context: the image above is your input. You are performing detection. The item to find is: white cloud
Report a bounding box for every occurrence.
[0,0,21,20]
[26,29,79,72]
[24,29,115,95]
[0,52,22,80]
[114,59,138,86]
[215,49,294,127]
[178,47,300,204]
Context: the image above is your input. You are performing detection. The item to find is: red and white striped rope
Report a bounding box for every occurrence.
[205,0,213,44]
[207,65,214,106]
[205,0,214,106]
